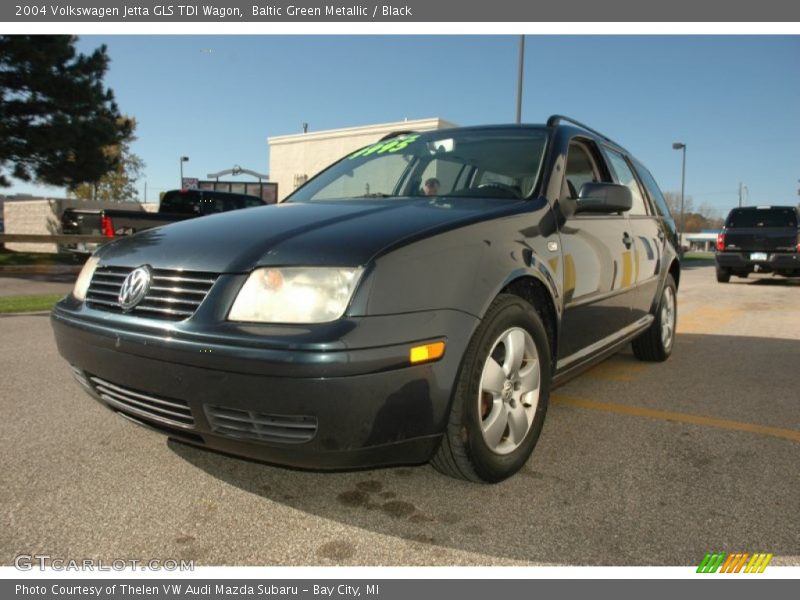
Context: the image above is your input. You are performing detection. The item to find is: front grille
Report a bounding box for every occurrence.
[89,376,195,429]
[205,406,317,444]
[86,266,218,321]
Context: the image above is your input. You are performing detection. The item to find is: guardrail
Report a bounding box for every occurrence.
[0,234,111,244]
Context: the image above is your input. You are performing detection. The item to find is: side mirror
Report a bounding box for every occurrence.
[576,182,632,214]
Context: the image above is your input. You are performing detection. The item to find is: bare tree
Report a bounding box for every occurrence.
[71,117,145,202]
[663,191,694,217]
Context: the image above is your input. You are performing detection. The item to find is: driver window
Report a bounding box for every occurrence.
[563,142,600,201]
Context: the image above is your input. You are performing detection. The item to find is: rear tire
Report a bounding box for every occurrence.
[431,294,551,483]
[632,274,677,362]
[716,266,731,283]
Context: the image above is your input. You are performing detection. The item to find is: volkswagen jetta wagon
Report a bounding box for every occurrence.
[52,115,680,482]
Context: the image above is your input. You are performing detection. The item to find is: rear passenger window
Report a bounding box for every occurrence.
[602,148,648,216]
[633,160,673,220]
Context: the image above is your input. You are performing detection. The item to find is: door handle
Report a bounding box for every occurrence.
[657,229,665,242]
[622,232,633,249]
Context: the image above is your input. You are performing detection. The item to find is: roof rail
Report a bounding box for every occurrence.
[546,115,612,142]
[379,130,417,141]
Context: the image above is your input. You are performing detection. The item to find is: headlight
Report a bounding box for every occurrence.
[72,255,100,301]
[228,267,363,324]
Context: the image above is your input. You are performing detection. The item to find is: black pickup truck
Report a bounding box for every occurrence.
[715,205,800,282]
[61,189,268,253]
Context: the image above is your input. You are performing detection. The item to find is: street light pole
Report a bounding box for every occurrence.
[179,156,189,187]
[515,35,525,124]
[672,142,686,247]
[738,182,749,208]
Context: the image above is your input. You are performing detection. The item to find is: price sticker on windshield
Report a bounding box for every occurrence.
[348,135,420,159]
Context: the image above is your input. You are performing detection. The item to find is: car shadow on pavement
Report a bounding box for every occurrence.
[167,332,800,566]
[747,277,800,286]
[720,276,800,287]
[679,259,715,270]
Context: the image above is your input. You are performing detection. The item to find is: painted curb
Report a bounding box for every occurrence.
[0,264,82,275]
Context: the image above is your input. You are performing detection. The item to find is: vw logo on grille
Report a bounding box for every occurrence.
[118,266,152,310]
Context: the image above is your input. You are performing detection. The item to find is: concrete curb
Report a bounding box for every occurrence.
[0,310,53,318]
[0,264,82,275]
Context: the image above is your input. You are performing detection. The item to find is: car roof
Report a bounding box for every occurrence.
[729,205,797,211]
[390,119,632,157]
[166,189,264,199]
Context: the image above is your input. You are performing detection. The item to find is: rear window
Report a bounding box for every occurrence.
[725,208,798,228]
[160,191,201,214]
[161,191,265,215]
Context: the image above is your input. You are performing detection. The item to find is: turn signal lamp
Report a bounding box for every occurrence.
[409,341,446,364]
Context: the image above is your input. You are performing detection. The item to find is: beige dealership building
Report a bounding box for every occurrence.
[268,117,456,201]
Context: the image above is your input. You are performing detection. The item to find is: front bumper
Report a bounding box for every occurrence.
[715,251,800,274]
[51,305,479,469]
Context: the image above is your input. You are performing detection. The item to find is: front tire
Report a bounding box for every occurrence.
[632,274,677,362]
[432,294,551,483]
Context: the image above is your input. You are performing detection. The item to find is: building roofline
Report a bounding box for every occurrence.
[268,117,457,145]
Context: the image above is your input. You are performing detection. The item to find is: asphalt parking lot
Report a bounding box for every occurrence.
[1,261,798,566]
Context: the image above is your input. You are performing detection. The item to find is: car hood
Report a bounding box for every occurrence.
[96,197,526,273]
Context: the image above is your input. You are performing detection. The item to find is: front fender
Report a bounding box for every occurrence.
[352,202,561,322]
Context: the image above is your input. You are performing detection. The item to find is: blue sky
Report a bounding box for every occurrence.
[8,35,800,215]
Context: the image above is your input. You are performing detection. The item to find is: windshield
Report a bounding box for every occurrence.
[287,128,549,203]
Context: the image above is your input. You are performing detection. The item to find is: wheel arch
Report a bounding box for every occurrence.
[495,275,559,373]
[669,258,681,290]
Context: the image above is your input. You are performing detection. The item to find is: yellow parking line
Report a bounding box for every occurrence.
[551,394,800,444]
[677,306,743,334]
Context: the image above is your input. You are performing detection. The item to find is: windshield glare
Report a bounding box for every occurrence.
[287,129,549,203]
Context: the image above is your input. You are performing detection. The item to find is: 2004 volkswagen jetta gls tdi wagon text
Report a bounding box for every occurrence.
[52,115,680,483]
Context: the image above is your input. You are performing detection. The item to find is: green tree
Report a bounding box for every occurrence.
[71,117,145,201]
[0,35,132,189]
